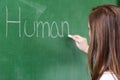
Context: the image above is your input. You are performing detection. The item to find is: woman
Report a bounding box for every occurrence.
[71,5,120,80]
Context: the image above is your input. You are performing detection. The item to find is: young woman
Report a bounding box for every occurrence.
[71,5,120,80]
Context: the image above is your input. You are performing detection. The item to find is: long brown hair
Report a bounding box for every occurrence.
[88,4,120,80]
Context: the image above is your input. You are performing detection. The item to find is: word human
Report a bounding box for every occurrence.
[6,6,70,38]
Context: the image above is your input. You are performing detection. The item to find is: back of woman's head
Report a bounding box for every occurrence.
[88,4,120,80]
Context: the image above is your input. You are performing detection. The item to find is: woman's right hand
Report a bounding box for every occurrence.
[70,35,89,54]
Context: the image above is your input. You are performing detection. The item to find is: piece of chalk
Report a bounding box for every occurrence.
[68,34,72,38]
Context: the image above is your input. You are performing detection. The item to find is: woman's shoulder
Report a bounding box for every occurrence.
[100,71,118,80]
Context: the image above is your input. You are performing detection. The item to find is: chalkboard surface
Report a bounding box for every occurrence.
[0,0,116,80]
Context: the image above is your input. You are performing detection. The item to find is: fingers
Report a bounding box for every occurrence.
[71,35,84,43]
[69,34,89,53]
[75,41,80,48]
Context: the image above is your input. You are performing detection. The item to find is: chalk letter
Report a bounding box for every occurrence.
[50,21,59,38]
[36,21,50,38]
[6,6,21,37]
[24,21,36,37]
[61,21,70,37]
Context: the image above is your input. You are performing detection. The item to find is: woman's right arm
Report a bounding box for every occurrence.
[70,35,89,54]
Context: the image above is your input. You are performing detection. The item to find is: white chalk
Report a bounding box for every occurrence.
[68,34,72,38]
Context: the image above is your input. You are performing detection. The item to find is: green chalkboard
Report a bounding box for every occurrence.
[0,0,116,80]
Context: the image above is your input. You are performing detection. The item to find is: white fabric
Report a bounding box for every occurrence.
[100,71,118,80]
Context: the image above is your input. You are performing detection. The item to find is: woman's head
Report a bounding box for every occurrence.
[88,4,120,80]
